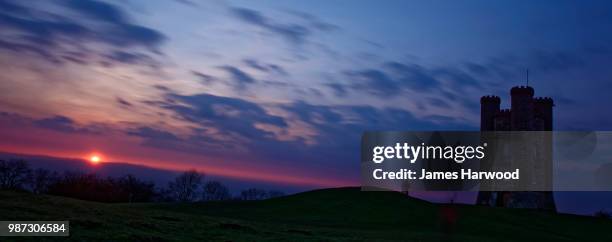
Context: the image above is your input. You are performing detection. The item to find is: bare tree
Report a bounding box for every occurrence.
[47,172,157,203]
[202,181,231,201]
[240,188,267,200]
[30,168,59,194]
[0,159,32,190]
[118,174,156,203]
[168,169,204,202]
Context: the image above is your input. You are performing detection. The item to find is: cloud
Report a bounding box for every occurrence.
[192,63,277,89]
[344,69,399,97]
[105,51,157,67]
[384,62,441,90]
[529,50,585,72]
[0,112,111,136]
[281,102,467,135]
[173,0,198,7]
[218,65,257,90]
[243,59,288,76]
[336,60,490,104]
[116,97,133,107]
[0,9,88,47]
[230,7,313,46]
[427,97,451,108]
[341,62,463,98]
[465,50,586,81]
[275,102,472,170]
[34,115,100,134]
[159,92,286,141]
[0,111,31,124]
[228,6,342,59]
[283,101,343,125]
[0,0,28,14]
[66,0,127,24]
[0,0,165,66]
[1,0,165,48]
[102,24,166,49]
[338,50,584,103]
[316,59,492,123]
[231,7,308,45]
[127,126,179,140]
[430,67,481,89]
[191,71,217,85]
[64,0,165,49]
[0,39,58,63]
[325,83,348,97]
[132,89,475,178]
[464,62,490,75]
[125,125,241,155]
[284,9,340,32]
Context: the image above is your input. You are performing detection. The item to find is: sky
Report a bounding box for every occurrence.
[1,0,612,196]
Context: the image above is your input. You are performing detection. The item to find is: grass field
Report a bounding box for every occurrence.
[1,187,611,241]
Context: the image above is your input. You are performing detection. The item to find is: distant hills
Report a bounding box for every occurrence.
[0,151,179,184]
[0,151,308,193]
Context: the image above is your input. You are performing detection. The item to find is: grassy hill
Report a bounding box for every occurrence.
[1,188,611,241]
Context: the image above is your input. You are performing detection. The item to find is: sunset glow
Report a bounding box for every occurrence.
[89,155,101,164]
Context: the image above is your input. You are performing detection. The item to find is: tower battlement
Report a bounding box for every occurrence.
[480,95,501,104]
[510,85,535,96]
[496,109,511,115]
[534,97,554,106]
[481,86,553,131]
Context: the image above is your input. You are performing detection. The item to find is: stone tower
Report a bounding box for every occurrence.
[476,86,556,210]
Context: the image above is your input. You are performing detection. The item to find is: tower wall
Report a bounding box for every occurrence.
[510,86,535,131]
[494,109,511,131]
[480,95,500,131]
[534,97,554,131]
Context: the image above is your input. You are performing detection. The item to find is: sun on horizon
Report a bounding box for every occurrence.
[89,154,102,164]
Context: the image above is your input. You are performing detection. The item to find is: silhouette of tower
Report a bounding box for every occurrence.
[476,86,556,210]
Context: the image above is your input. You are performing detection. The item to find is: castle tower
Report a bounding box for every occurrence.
[476,86,556,210]
[534,97,553,131]
[510,86,535,130]
[480,96,500,131]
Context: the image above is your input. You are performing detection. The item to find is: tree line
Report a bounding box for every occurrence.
[0,159,285,203]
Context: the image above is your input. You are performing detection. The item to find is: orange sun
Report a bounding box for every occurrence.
[89,155,102,164]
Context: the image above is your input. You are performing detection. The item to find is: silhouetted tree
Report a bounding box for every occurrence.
[202,181,231,201]
[117,174,156,203]
[30,168,59,194]
[267,190,285,198]
[0,160,158,202]
[48,172,117,202]
[49,172,100,201]
[154,187,176,202]
[0,159,32,190]
[47,172,156,203]
[168,169,204,202]
[594,210,612,219]
[240,188,267,200]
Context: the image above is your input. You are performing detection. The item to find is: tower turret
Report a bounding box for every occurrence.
[534,97,554,131]
[480,95,500,131]
[510,86,535,130]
